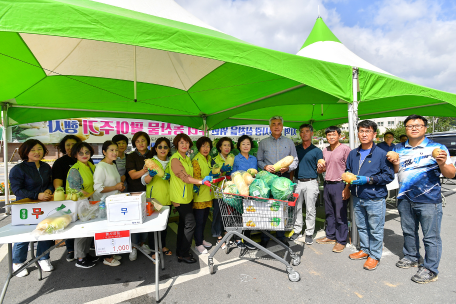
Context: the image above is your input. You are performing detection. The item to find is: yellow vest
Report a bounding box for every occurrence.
[145,158,171,206]
[170,152,194,204]
[192,152,214,202]
[212,154,228,198]
[66,161,95,194]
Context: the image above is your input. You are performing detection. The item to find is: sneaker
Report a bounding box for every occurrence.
[202,240,212,248]
[66,252,75,262]
[140,244,152,255]
[236,240,246,249]
[112,255,122,260]
[103,258,121,267]
[305,235,313,245]
[12,263,29,277]
[195,245,208,254]
[289,233,301,241]
[129,248,138,261]
[245,242,257,250]
[411,267,438,284]
[396,257,418,269]
[216,239,226,250]
[76,258,96,269]
[85,254,100,263]
[38,259,54,272]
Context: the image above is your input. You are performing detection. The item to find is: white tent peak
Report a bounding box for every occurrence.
[297,17,392,75]
[91,0,223,33]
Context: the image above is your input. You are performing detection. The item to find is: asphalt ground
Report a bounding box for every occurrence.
[0,182,455,303]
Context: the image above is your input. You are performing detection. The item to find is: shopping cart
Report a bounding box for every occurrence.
[204,177,301,282]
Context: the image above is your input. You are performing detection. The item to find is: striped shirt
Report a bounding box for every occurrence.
[257,135,298,172]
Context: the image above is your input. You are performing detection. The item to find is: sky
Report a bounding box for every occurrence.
[175,0,456,93]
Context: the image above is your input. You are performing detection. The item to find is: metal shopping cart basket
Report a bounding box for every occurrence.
[206,177,301,282]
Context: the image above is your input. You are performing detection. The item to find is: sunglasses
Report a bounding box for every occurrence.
[78,151,91,156]
[157,146,169,150]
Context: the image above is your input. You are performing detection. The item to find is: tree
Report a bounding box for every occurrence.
[425,117,456,133]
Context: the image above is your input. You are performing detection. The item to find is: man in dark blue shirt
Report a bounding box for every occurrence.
[290,124,323,244]
[377,132,395,152]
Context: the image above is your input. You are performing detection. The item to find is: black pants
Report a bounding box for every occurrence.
[149,211,170,249]
[193,207,210,246]
[175,202,196,257]
[323,182,348,245]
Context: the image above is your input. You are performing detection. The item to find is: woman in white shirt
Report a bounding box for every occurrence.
[93,140,125,266]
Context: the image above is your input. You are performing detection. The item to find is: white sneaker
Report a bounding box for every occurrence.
[13,263,29,277]
[103,258,121,266]
[112,255,122,260]
[140,244,152,255]
[129,248,137,261]
[202,240,212,248]
[38,259,54,272]
[195,245,208,254]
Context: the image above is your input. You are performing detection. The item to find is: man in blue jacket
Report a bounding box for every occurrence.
[346,120,394,271]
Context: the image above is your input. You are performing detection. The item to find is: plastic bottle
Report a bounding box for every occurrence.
[98,195,107,219]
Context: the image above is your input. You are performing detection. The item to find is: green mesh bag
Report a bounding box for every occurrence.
[223,183,243,214]
[271,177,296,200]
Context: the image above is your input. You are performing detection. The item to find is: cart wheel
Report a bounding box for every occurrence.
[209,262,215,274]
[288,271,300,282]
[291,256,301,266]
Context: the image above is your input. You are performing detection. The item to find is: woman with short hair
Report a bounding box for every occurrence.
[9,139,55,277]
[112,134,129,192]
[170,134,212,263]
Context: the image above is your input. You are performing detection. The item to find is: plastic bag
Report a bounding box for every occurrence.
[255,170,271,180]
[78,199,99,222]
[271,177,296,200]
[249,179,270,199]
[223,183,243,214]
[33,205,73,236]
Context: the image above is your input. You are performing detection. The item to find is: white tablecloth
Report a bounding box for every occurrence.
[0,207,170,244]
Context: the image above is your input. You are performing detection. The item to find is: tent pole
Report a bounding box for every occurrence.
[134,46,137,103]
[202,116,208,136]
[2,103,10,215]
[348,68,359,249]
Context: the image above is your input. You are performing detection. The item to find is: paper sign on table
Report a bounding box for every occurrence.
[94,230,132,256]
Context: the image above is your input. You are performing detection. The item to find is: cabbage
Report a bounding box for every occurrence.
[256,171,278,188]
[249,179,270,199]
[256,171,271,179]
[271,177,296,200]
[223,183,243,214]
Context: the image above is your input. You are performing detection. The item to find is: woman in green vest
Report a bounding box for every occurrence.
[66,142,100,269]
[210,137,234,249]
[141,137,172,259]
[192,137,220,254]
[170,134,213,264]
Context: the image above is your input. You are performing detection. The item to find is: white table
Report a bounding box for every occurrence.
[0,206,170,303]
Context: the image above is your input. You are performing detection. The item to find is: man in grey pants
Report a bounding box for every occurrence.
[290,124,322,245]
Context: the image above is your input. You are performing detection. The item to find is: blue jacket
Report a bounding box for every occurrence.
[346,143,394,199]
[9,161,54,201]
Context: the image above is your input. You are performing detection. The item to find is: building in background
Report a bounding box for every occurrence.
[340,116,407,135]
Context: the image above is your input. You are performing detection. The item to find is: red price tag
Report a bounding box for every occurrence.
[94,230,131,256]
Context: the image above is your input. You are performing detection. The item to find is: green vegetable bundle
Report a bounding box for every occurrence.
[223,183,243,214]
[271,177,296,200]
[256,171,278,188]
[249,179,270,199]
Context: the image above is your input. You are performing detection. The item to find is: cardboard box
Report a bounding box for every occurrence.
[242,199,288,230]
[106,192,146,226]
[10,199,79,226]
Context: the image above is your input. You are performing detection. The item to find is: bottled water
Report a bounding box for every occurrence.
[98,195,107,219]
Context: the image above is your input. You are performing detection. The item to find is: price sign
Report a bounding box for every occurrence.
[94,230,131,256]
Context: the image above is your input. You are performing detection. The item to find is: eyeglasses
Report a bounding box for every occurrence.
[78,151,91,156]
[405,124,425,130]
[358,130,373,134]
[157,146,169,150]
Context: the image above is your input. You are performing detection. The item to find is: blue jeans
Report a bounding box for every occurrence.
[131,233,148,245]
[397,199,442,274]
[353,196,386,261]
[12,241,53,264]
[65,239,74,253]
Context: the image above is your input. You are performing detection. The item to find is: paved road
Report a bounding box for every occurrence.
[0,184,455,303]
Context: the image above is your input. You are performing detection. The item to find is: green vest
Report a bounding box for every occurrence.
[170,152,194,204]
[145,158,171,206]
[66,161,95,194]
[192,152,214,202]
[213,154,227,198]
